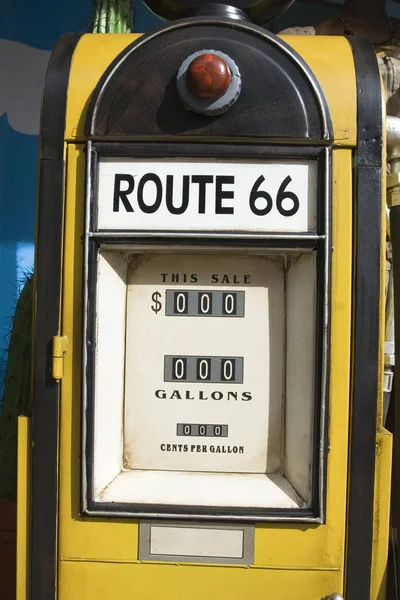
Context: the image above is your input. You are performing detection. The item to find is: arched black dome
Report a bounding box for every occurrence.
[86,18,332,142]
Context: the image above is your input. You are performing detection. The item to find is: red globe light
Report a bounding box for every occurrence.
[187,53,232,101]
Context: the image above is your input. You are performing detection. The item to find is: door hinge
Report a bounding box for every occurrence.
[52,335,68,382]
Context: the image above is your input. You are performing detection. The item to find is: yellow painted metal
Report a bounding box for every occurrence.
[16,416,30,600]
[57,144,352,598]
[65,34,141,139]
[49,30,388,600]
[58,561,342,600]
[52,335,68,381]
[370,428,393,600]
[65,34,357,146]
[59,144,140,563]
[280,36,357,146]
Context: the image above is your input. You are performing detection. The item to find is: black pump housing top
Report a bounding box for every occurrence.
[143,0,296,24]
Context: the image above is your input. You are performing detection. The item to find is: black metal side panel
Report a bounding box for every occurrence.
[345,38,383,600]
[30,33,81,600]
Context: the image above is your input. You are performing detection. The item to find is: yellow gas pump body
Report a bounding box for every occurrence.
[17,31,392,600]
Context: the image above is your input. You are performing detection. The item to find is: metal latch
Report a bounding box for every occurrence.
[52,335,68,382]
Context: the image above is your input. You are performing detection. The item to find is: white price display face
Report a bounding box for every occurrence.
[97,158,317,233]
[124,253,284,474]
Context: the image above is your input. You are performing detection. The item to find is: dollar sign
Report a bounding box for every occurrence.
[151,291,162,314]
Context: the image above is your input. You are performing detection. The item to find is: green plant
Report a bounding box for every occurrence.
[92,0,134,33]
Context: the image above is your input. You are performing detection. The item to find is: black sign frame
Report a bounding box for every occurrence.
[82,142,331,522]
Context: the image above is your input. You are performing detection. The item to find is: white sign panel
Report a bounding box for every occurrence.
[96,158,317,233]
[124,253,284,474]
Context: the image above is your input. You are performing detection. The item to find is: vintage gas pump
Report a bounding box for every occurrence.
[17,1,392,599]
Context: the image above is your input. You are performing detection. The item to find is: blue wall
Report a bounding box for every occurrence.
[0,0,399,408]
[0,0,90,401]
